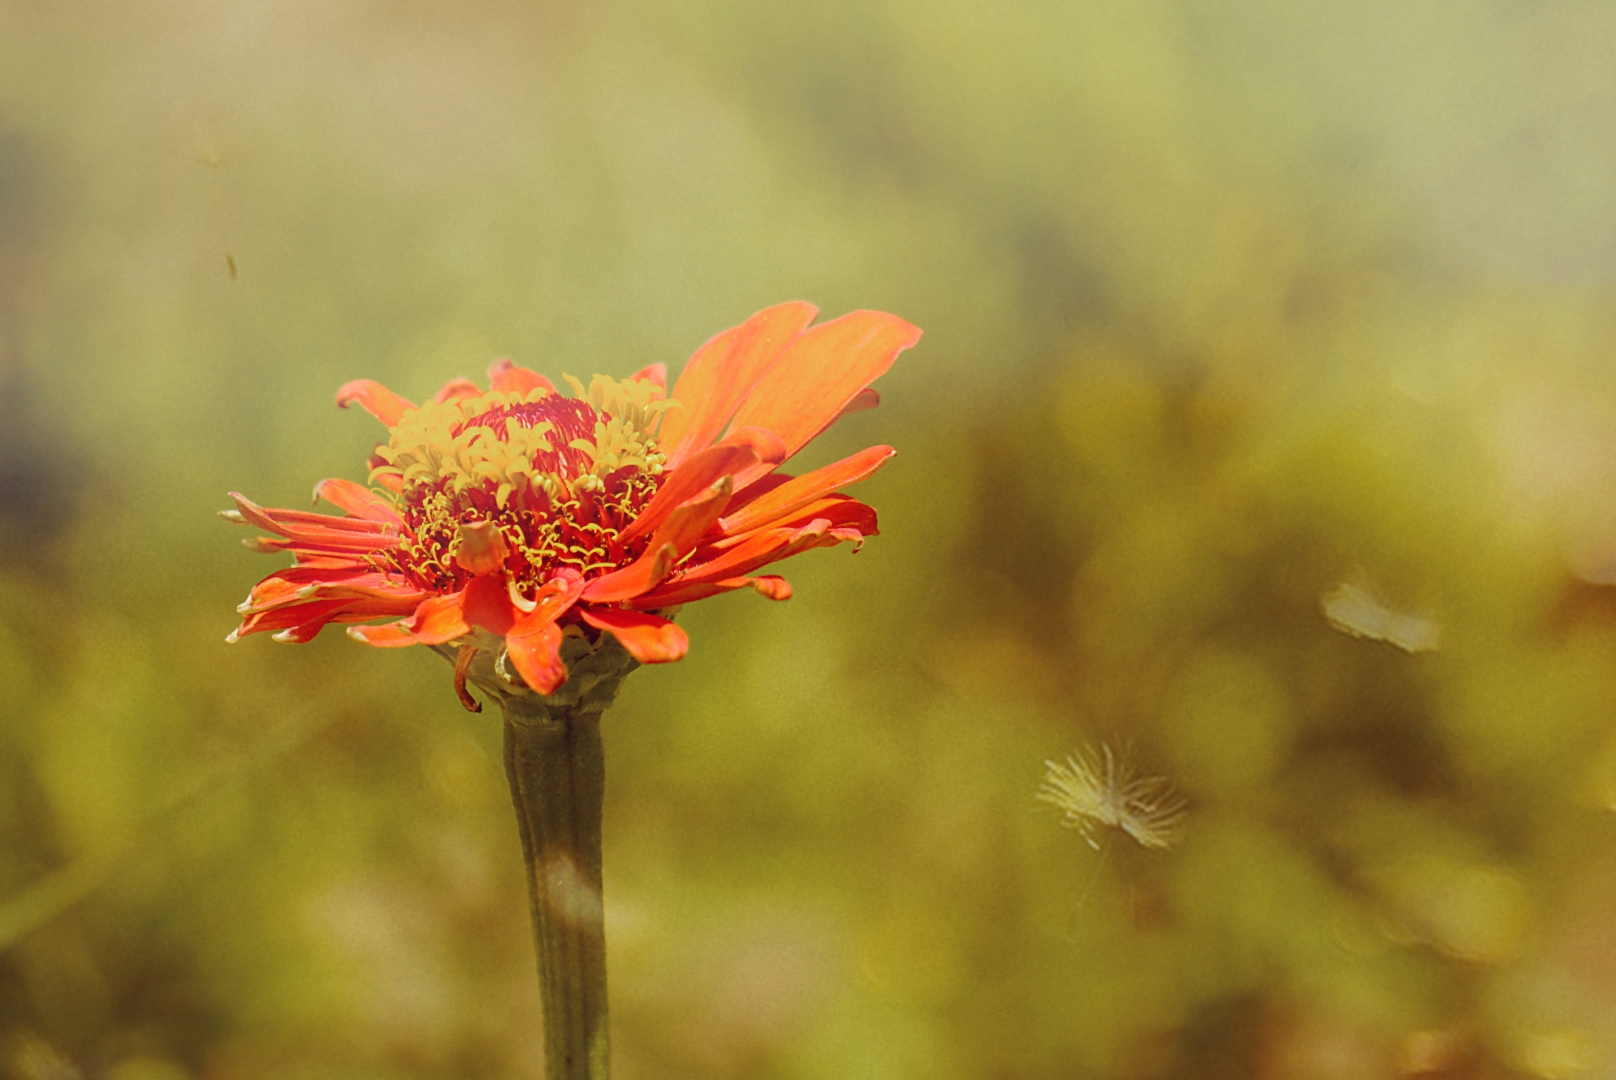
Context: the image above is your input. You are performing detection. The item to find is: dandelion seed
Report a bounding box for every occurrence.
[1037,743,1187,851]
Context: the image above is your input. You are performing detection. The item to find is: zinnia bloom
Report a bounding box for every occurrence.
[225,302,921,708]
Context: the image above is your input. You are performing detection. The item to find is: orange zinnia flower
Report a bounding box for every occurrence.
[225,302,921,704]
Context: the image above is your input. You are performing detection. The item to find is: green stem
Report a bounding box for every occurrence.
[501,699,610,1080]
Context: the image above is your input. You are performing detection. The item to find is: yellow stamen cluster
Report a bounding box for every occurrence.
[371,380,673,509]
[369,375,677,596]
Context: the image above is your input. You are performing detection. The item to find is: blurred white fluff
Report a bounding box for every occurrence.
[1320,571,1442,653]
[1037,744,1187,851]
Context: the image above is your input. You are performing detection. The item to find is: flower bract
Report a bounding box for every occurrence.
[225,302,921,704]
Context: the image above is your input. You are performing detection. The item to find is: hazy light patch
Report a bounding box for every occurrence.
[1321,571,1441,654]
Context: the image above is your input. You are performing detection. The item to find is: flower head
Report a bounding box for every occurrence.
[224,302,921,708]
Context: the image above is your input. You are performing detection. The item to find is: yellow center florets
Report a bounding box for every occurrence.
[370,375,675,597]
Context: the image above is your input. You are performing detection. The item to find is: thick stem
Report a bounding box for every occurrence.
[501,700,610,1080]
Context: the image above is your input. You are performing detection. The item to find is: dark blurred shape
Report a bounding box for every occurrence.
[0,376,79,574]
[0,131,76,573]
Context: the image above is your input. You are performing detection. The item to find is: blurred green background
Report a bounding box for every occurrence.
[7,1,1616,1077]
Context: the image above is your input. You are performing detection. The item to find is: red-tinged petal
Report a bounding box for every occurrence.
[618,441,760,546]
[505,621,566,694]
[488,358,556,396]
[348,623,419,647]
[838,387,880,418]
[726,311,921,462]
[582,477,733,603]
[229,599,347,642]
[629,362,666,397]
[270,598,413,643]
[653,529,795,591]
[660,514,853,594]
[313,478,402,525]
[627,579,747,608]
[498,571,586,691]
[246,536,396,560]
[434,377,484,403]
[292,552,373,569]
[717,445,893,537]
[228,493,397,550]
[578,607,688,664]
[659,302,819,467]
[406,594,472,645]
[336,379,416,427]
[629,574,792,609]
[240,569,421,614]
[521,570,587,627]
[707,495,876,552]
[307,582,428,611]
[460,575,515,635]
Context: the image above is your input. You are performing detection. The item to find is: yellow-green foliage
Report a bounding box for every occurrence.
[6,1,1616,1078]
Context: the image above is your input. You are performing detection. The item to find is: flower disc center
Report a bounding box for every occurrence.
[369,377,672,598]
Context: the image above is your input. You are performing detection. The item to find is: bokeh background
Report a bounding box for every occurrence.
[7,2,1616,1077]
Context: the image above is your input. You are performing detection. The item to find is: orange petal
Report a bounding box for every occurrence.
[348,623,420,647]
[406,594,471,645]
[629,362,667,398]
[434,377,485,403]
[505,621,567,694]
[488,358,556,396]
[228,493,398,556]
[718,426,791,494]
[749,575,792,600]
[719,445,893,536]
[313,478,402,524]
[709,495,876,552]
[659,302,819,467]
[726,310,920,462]
[508,570,586,633]
[581,477,732,603]
[630,574,792,609]
[645,530,794,594]
[579,607,689,664]
[336,379,417,427]
[228,599,347,641]
[656,512,858,594]
[837,387,880,418]
[618,440,760,546]
[461,575,516,635]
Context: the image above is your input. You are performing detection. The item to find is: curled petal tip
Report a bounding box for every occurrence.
[336,379,416,427]
[218,509,245,523]
[749,575,792,601]
[224,629,241,643]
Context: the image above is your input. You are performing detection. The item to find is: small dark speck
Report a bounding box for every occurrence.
[226,253,237,279]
